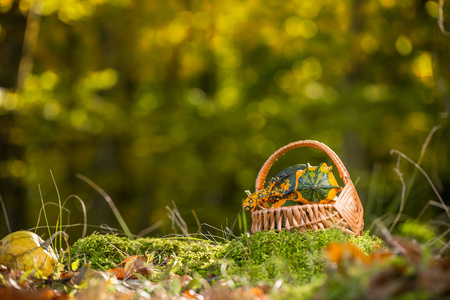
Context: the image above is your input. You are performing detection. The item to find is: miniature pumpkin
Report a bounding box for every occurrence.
[242,164,307,212]
[295,163,342,203]
[0,231,58,277]
[243,163,342,212]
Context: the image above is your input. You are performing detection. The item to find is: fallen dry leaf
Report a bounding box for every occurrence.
[106,255,152,280]
[325,242,392,269]
[0,287,68,300]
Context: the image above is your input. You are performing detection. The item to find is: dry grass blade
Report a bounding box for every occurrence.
[100,223,120,234]
[166,202,189,237]
[191,209,201,230]
[76,173,133,239]
[0,193,11,233]
[389,156,407,231]
[137,220,163,237]
[35,200,71,247]
[62,195,88,239]
[390,149,450,220]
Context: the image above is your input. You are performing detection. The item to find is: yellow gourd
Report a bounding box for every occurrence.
[0,231,59,277]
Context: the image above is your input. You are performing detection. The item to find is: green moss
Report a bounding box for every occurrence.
[224,229,384,285]
[68,233,227,276]
[67,229,384,285]
[399,219,437,243]
[68,232,138,271]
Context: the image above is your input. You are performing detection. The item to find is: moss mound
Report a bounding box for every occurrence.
[224,229,384,284]
[68,233,227,277]
[68,229,384,284]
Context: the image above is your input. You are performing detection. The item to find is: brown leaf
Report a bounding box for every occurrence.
[105,267,125,280]
[325,242,392,269]
[105,255,152,280]
[0,287,67,300]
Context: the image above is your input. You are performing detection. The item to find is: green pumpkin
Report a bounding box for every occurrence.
[296,163,342,203]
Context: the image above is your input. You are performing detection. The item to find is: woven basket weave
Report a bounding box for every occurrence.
[250,140,364,236]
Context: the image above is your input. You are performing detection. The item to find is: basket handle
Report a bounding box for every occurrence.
[255,140,351,192]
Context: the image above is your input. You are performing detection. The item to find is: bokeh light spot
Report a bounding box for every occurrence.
[8,159,27,178]
[2,92,18,111]
[395,35,412,56]
[284,17,319,39]
[379,0,396,8]
[0,0,13,12]
[284,17,302,37]
[363,84,388,102]
[412,52,433,78]
[70,108,88,129]
[187,88,206,105]
[406,111,428,132]
[304,82,324,99]
[425,1,438,18]
[360,35,379,54]
[133,92,159,119]
[302,57,322,80]
[298,19,318,38]
[43,101,61,120]
[168,21,188,44]
[217,86,239,108]
[41,71,58,90]
[298,0,323,19]
[98,69,119,89]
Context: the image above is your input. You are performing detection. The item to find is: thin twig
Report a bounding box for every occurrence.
[50,170,64,249]
[438,0,450,37]
[374,219,409,257]
[390,156,407,231]
[0,193,11,233]
[390,149,450,220]
[426,227,450,247]
[404,125,441,207]
[37,202,71,227]
[419,125,442,164]
[76,173,133,239]
[62,195,88,239]
[36,184,51,238]
[100,224,119,234]
[165,202,189,237]
[137,220,163,237]
[191,209,201,230]
[97,234,131,259]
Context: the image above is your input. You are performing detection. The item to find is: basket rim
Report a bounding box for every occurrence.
[255,140,350,192]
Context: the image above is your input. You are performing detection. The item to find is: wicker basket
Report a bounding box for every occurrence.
[250,140,364,236]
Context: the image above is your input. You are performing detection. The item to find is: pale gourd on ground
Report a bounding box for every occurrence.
[0,231,58,277]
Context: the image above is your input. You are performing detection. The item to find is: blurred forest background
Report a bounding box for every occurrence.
[0,0,449,241]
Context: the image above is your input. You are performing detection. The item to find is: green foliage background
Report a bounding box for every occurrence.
[0,0,448,239]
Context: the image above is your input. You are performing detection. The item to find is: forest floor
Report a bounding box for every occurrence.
[0,219,449,300]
